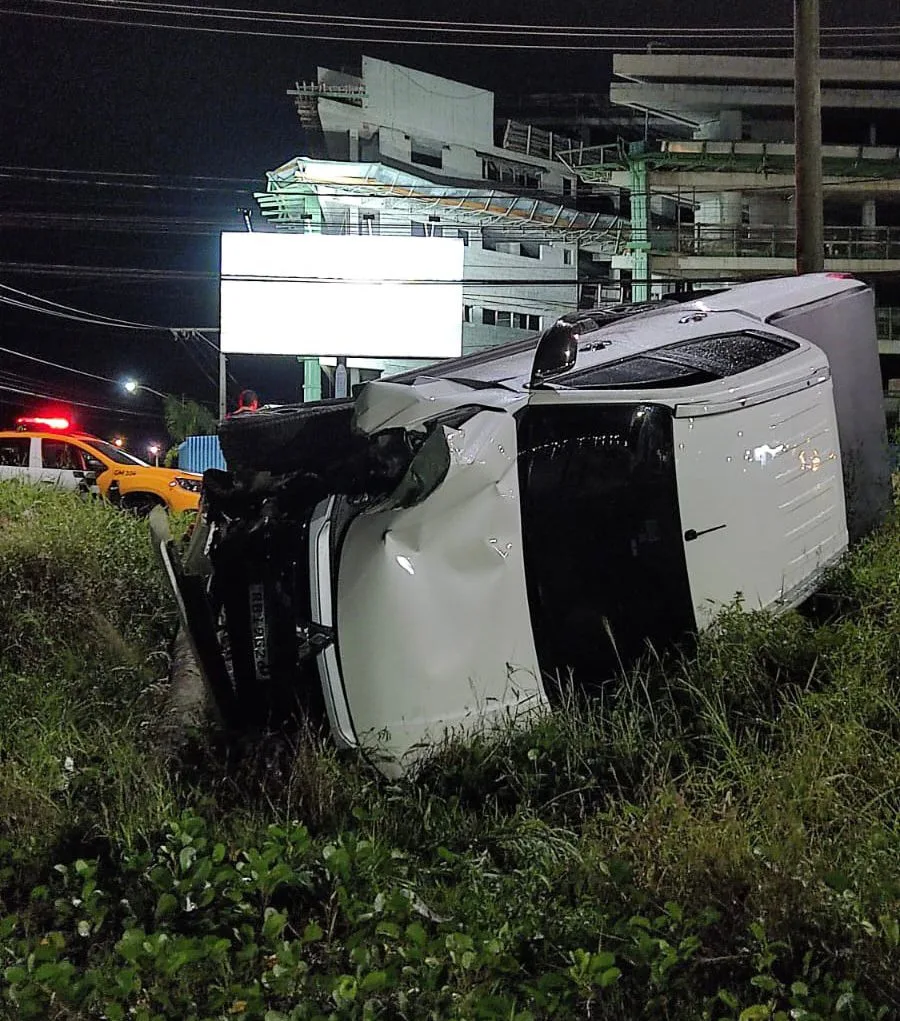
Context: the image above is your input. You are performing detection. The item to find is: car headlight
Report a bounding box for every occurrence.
[169,476,203,494]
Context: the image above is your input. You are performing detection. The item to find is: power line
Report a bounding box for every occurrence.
[0,284,170,329]
[0,334,223,411]
[0,381,163,419]
[0,283,219,332]
[0,170,257,195]
[0,343,125,388]
[0,283,233,389]
[17,1,900,38]
[0,163,260,185]
[7,6,900,51]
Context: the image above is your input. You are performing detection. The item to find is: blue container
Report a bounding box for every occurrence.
[178,434,227,474]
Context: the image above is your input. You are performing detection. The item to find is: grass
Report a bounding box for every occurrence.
[0,481,898,1020]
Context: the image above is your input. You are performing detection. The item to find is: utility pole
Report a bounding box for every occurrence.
[794,0,824,274]
[218,350,227,419]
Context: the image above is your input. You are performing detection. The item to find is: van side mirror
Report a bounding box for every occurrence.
[528,321,580,388]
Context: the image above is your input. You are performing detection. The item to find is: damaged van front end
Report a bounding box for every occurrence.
[163,381,547,775]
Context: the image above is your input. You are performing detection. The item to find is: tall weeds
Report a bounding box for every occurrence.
[1,485,898,1019]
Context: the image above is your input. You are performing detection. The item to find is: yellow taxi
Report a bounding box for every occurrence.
[0,415,202,514]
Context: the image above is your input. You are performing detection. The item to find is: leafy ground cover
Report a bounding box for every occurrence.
[0,483,898,1020]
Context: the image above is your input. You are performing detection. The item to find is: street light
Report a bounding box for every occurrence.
[148,443,160,466]
[123,379,166,399]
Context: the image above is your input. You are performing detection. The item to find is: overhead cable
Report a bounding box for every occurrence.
[5,6,898,51]
[0,381,163,419]
[0,284,218,332]
[16,1,900,38]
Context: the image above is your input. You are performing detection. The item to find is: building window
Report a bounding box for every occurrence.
[483,159,500,181]
[520,241,542,259]
[563,248,574,266]
[411,221,426,237]
[427,216,443,238]
[482,158,541,189]
[323,209,350,235]
[456,229,469,246]
[410,136,443,169]
[482,307,542,330]
[562,177,574,197]
[359,211,379,235]
[463,305,473,323]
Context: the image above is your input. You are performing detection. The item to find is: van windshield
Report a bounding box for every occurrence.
[84,439,149,466]
[516,403,694,697]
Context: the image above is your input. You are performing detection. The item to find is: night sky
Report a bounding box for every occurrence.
[0,0,894,447]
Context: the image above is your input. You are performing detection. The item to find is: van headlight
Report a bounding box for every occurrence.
[169,476,203,494]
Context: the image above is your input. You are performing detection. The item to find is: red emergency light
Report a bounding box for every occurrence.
[16,415,72,431]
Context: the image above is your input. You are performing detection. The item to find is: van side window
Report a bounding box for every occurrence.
[0,438,30,467]
[663,332,798,377]
[559,357,716,389]
[41,440,85,471]
[557,331,798,389]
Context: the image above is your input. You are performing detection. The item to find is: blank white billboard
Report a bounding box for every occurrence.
[220,232,464,358]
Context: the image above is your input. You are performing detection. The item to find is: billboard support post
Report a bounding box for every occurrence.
[334,356,349,399]
[301,356,322,403]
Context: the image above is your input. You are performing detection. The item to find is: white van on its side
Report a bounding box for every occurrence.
[163,273,891,775]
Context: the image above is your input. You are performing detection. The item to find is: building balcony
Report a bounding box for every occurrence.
[640,224,900,261]
[608,223,900,277]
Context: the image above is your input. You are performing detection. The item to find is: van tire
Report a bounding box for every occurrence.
[122,492,166,517]
[218,401,356,474]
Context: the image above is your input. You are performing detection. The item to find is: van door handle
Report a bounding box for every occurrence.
[684,523,727,542]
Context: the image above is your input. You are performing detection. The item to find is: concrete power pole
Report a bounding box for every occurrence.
[218,350,228,419]
[794,0,825,274]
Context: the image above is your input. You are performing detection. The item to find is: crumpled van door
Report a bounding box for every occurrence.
[675,377,847,626]
[334,409,546,775]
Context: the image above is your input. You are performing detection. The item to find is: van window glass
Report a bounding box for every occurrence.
[41,440,85,471]
[555,331,797,390]
[559,356,716,389]
[83,439,148,466]
[0,437,30,467]
[661,332,797,376]
[517,403,694,697]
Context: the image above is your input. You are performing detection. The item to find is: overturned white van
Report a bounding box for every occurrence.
[162,273,890,776]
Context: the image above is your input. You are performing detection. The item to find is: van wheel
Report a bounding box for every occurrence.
[122,492,166,517]
[219,400,356,473]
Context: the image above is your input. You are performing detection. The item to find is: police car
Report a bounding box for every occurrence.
[0,415,202,514]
